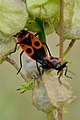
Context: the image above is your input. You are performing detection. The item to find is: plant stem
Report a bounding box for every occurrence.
[6,57,29,83]
[47,111,56,120]
[36,18,46,43]
[58,106,63,120]
[63,39,76,57]
[60,0,64,59]
[58,0,64,119]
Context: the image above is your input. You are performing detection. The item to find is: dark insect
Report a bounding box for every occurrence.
[10,30,71,83]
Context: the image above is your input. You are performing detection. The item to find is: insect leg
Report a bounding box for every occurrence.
[64,66,72,79]
[17,51,24,74]
[36,60,42,76]
[39,65,44,75]
[9,42,19,54]
[42,42,52,57]
[58,70,63,84]
[36,59,45,76]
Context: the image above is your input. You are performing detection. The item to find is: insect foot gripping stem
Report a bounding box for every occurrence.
[32,71,76,117]
[57,61,72,84]
[19,54,76,118]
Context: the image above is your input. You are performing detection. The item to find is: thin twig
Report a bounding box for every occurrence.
[52,111,57,120]
[63,39,76,57]
[47,111,56,120]
[58,106,63,120]
[60,0,64,59]
[58,0,64,120]
[58,110,63,120]
[6,57,29,83]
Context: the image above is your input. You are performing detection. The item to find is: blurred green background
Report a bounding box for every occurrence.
[0,33,80,120]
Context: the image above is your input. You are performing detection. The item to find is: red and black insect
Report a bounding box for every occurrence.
[10,30,71,81]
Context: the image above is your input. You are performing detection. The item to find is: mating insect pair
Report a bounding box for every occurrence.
[10,30,71,83]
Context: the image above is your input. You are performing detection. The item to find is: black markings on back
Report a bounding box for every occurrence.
[20,34,32,46]
[18,30,27,38]
[26,48,32,54]
[34,41,40,47]
[31,47,46,60]
[18,32,47,61]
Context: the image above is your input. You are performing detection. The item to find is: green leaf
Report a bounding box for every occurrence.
[27,0,48,8]
[26,0,60,20]
[0,31,16,63]
[25,18,54,35]
[0,0,28,35]
[54,0,80,40]
[17,80,34,93]
[25,18,41,32]
[36,18,46,43]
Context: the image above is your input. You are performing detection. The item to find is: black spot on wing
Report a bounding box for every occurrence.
[26,48,32,54]
[34,41,40,47]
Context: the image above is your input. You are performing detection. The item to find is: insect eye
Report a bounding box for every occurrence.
[26,48,32,54]
[18,33,22,38]
[34,41,40,47]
